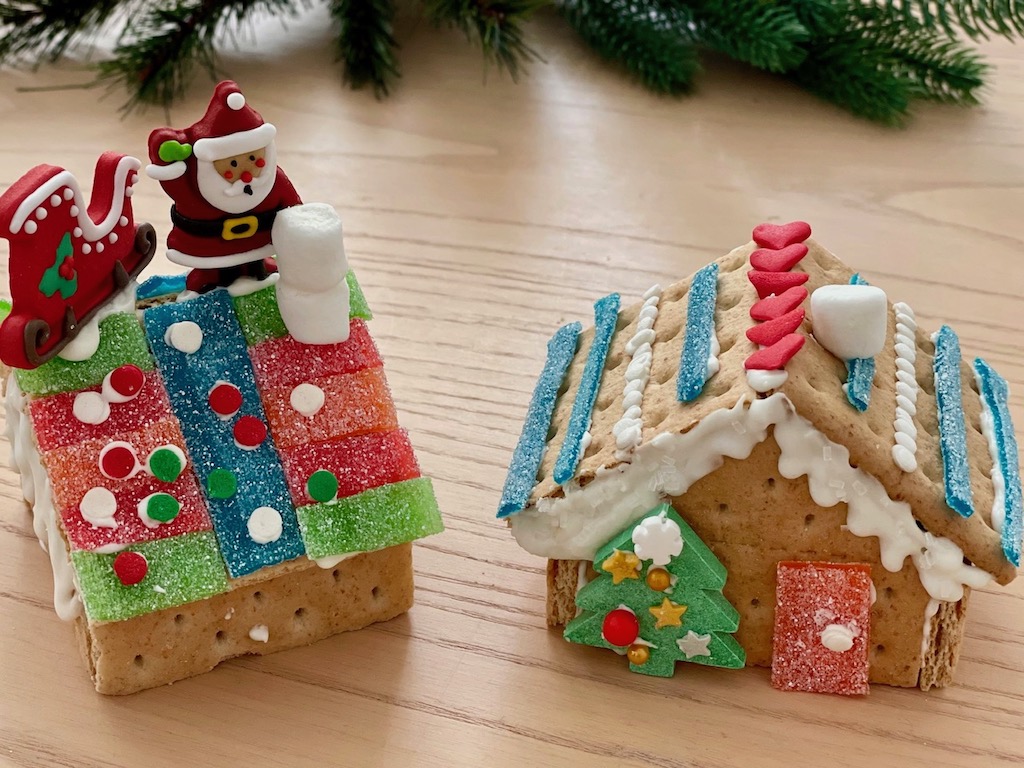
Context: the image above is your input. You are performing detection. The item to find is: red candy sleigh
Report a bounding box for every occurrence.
[0,152,156,369]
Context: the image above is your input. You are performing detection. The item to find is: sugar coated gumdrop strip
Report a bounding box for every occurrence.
[113,551,148,585]
[248,319,380,391]
[752,221,811,250]
[676,263,719,403]
[933,326,974,518]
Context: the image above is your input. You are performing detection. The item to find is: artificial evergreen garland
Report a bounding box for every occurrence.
[1,0,1022,123]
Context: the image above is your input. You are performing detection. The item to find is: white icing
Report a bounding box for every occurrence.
[677,630,712,659]
[630,510,683,566]
[164,321,204,354]
[247,506,283,544]
[290,383,325,418]
[921,598,940,658]
[706,331,721,380]
[226,271,280,297]
[58,321,101,362]
[4,376,83,620]
[810,284,888,359]
[79,487,118,529]
[613,285,661,461]
[820,623,857,652]
[511,393,992,602]
[975,366,1006,535]
[10,156,139,240]
[248,624,270,643]
[892,302,920,473]
[72,391,109,425]
[271,203,351,344]
[92,542,127,554]
[746,369,788,393]
[312,552,358,569]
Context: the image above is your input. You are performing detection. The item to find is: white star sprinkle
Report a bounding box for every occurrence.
[676,631,712,659]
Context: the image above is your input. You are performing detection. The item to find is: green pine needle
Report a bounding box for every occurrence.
[683,0,811,73]
[329,0,400,96]
[871,0,1024,39]
[561,0,700,94]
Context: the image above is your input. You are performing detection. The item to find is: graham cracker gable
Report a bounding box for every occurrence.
[528,239,1016,586]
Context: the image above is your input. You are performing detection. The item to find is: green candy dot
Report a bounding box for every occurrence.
[147,493,181,523]
[149,447,184,483]
[307,470,339,503]
[207,468,237,499]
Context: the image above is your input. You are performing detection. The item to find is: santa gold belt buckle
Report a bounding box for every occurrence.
[222,215,259,240]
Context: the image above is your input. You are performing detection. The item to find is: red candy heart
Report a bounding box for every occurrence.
[745,333,805,370]
[753,221,812,250]
[748,269,810,299]
[750,286,808,321]
[746,308,805,346]
[750,244,808,273]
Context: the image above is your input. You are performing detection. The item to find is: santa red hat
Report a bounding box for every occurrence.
[190,81,277,163]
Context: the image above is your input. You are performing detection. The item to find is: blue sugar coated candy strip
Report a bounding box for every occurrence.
[553,294,621,485]
[137,273,187,301]
[143,289,305,577]
[844,274,874,412]
[677,263,720,403]
[497,322,582,518]
[932,325,974,518]
[973,358,1022,566]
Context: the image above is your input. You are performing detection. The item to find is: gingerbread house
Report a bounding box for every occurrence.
[497,222,1021,693]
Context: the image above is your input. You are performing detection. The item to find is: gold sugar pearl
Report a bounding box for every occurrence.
[627,644,651,665]
[646,568,671,591]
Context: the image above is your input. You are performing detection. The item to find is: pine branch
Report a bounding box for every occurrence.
[561,0,700,94]
[329,0,400,97]
[424,0,550,78]
[683,0,811,73]
[0,0,128,61]
[867,0,1024,39]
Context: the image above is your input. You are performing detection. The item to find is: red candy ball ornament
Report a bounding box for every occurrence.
[113,551,148,585]
[601,608,640,647]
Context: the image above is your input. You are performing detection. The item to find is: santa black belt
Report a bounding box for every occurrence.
[170,206,278,241]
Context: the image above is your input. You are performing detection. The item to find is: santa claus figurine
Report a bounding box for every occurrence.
[146,81,302,293]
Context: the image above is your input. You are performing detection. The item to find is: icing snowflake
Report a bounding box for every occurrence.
[631,512,683,566]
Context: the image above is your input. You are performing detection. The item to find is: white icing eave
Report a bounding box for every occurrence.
[510,392,992,604]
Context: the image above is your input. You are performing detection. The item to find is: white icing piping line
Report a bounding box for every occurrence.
[10,155,140,242]
[511,392,992,604]
[892,302,920,472]
[613,285,661,461]
[975,367,1007,535]
[5,375,83,620]
[921,598,940,659]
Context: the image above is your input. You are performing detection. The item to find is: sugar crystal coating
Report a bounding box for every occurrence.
[249,319,380,391]
[933,326,974,517]
[677,263,719,402]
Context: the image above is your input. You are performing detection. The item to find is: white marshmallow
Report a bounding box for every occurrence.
[810,285,888,360]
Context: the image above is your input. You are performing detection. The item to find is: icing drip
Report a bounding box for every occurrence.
[747,369,788,393]
[5,375,83,620]
[511,392,991,602]
[891,302,919,473]
[921,598,940,658]
[613,285,661,461]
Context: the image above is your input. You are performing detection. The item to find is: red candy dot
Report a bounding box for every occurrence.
[233,415,267,450]
[241,171,253,183]
[59,258,75,280]
[255,158,266,168]
[209,382,243,418]
[99,442,138,479]
[602,608,640,647]
[224,170,234,179]
[109,364,145,399]
[113,551,148,585]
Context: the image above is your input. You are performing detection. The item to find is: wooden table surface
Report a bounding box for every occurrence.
[1,8,1022,768]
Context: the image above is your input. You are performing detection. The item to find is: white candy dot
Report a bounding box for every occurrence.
[63,187,74,200]
[24,220,37,235]
[73,391,110,425]
[35,207,46,220]
[49,194,62,207]
[164,321,204,354]
[73,227,83,238]
[247,506,283,544]
[290,383,325,418]
[69,205,79,217]
[227,92,246,110]
[80,487,118,528]
[109,233,118,244]
[82,243,92,254]
[119,216,128,227]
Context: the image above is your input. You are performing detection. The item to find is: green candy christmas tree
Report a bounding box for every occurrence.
[564,504,745,677]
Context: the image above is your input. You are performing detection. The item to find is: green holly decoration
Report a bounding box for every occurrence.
[39,232,77,300]
[564,504,745,677]
[158,140,192,162]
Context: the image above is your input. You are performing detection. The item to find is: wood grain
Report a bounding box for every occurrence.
[1,7,1022,767]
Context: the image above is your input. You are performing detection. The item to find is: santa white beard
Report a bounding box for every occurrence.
[195,142,278,214]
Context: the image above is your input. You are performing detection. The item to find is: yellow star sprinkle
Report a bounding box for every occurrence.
[601,550,641,584]
[649,598,687,629]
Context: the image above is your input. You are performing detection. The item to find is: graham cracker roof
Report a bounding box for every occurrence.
[529,239,1016,586]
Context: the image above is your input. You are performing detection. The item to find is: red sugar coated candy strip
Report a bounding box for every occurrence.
[752,221,812,250]
[249,319,380,391]
[107,364,145,400]
[112,551,148,585]
[747,270,809,300]
[746,308,806,346]
[771,561,871,696]
[749,244,808,273]
[233,415,268,450]
[208,381,243,419]
[601,608,640,647]
[745,333,805,370]
[750,286,808,321]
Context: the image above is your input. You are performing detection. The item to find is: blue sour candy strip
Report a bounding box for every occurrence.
[143,289,305,577]
[497,322,582,518]
[933,325,974,518]
[973,358,1022,566]
[553,294,621,485]
[137,273,187,301]
[844,273,875,412]
[677,263,720,402]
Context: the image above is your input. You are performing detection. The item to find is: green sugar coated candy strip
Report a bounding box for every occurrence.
[233,270,372,346]
[297,477,443,558]
[72,532,229,622]
[207,468,237,499]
